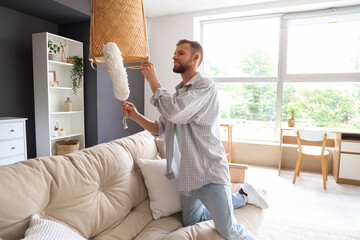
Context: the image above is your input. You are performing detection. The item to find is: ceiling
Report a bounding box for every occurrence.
[143,0,281,17]
[0,0,359,24]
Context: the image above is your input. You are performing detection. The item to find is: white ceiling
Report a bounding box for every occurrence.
[142,0,360,18]
[143,0,280,17]
[144,0,281,17]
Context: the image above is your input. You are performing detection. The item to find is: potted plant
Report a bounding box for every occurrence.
[48,40,60,61]
[287,103,297,127]
[68,56,84,95]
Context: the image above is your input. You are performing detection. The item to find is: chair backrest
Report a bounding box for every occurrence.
[296,129,330,141]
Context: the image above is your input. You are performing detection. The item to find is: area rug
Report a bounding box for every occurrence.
[258,215,360,240]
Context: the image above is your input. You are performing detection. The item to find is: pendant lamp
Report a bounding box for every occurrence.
[89,0,149,69]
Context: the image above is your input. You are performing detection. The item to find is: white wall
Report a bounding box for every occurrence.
[145,13,194,121]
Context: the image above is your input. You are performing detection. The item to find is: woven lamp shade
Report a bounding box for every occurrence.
[89,0,148,68]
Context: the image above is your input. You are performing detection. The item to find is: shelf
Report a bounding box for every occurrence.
[50,111,83,115]
[48,60,73,67]
[49,87,72,90]
[51,133,83,141]
[33,32,84,157]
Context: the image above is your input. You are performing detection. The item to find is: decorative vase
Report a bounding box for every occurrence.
[288,118,296,127]
[64,97,73,112]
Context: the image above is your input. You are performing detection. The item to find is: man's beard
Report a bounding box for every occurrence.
[173,61,191,73]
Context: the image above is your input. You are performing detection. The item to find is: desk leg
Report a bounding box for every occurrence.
[278,129,283,176]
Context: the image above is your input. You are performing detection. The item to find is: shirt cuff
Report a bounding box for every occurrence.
[150,87,166,106]
[153,120,163,137]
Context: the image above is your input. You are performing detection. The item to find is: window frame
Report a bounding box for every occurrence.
[199,7,360,142]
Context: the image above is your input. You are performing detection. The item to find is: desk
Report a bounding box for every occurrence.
[278,127,360,186]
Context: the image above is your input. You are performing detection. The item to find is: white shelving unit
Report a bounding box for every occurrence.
[32,32,85,157]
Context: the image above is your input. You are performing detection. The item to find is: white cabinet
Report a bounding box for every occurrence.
[339,139,360,181]
[32,32,85,157]
[333,133,360,185]
[339,153,360,180]
[0,117,27,166]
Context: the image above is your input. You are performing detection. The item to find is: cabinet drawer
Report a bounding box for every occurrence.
[0,154,25,166]
[341,141,360,154]
[0,122,24,140]
[0,139,25,158]
[339,153,360,180]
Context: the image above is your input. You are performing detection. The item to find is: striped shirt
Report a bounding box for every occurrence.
[150,72,230,193]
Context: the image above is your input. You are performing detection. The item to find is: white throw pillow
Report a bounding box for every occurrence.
[137,158,181,219]
[22,214,86,240]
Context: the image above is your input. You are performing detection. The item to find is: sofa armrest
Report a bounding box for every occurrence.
[229,163,248,183]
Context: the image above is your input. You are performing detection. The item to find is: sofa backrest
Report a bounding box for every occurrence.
[0,131,159,240]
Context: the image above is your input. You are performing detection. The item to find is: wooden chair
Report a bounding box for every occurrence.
[292,129,330,189]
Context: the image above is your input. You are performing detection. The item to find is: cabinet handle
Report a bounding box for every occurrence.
[10,129,15,132]
[11,147,15,150]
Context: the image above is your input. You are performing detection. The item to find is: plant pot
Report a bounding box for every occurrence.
[48,53,61,61]
[67,58,76,64]
[288,118,296,127]
[48,53,56,60]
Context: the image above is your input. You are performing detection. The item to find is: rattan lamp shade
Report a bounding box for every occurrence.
[89,0,148,68]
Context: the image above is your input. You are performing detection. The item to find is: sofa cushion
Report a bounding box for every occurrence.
[0,131,159,240]
[21,214,86,240]
[92,199,153,240]
[137,158,181,220]
[134,184,265,240]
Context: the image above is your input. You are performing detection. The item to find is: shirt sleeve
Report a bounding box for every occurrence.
[154,116,166,139]
[150,80,216,124]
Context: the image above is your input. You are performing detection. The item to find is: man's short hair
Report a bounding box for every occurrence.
[176,39,203,67]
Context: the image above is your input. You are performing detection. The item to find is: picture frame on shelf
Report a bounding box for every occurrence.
[48,70,59,87]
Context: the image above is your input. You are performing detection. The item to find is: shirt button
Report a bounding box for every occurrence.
[40,211,46,216]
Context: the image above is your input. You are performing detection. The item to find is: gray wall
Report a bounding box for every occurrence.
[97,68,144,144]
[0,5,58,158]
[0,5,145,158]
[59,20,98,148]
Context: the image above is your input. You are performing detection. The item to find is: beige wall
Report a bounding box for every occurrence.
[223,141,333,173]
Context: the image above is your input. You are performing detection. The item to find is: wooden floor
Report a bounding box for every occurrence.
[245,166,360,233]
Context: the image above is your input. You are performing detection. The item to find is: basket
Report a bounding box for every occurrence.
[54,140,80,155]
[89,0,148,68]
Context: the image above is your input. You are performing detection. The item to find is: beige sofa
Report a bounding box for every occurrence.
[0,131,265,240]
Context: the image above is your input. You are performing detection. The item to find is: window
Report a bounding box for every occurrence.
[200,7,360,141]
[202,16,280,140]
[217,82,277,140]
[286,15,360,74]
[283,82,360,129]
[203,17,280,77]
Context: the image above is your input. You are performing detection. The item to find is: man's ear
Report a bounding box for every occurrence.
[193,53,200,62]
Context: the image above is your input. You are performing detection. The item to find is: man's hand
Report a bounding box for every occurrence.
[122,101,139,120]
[141,60,162,93]
[121,100,159,135]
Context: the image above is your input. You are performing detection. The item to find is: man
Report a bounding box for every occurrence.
[122,39,268,240]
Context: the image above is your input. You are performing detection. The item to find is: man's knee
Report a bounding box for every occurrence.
[216,224,234,239]
[182,214,200,227]
[182,209,211,227]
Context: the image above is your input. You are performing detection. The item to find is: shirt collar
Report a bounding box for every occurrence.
[175,72,202,90]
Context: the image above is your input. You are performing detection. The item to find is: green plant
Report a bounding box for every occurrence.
[69,56,84,95]
[48,40,60,54]
[287,103,298,119]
